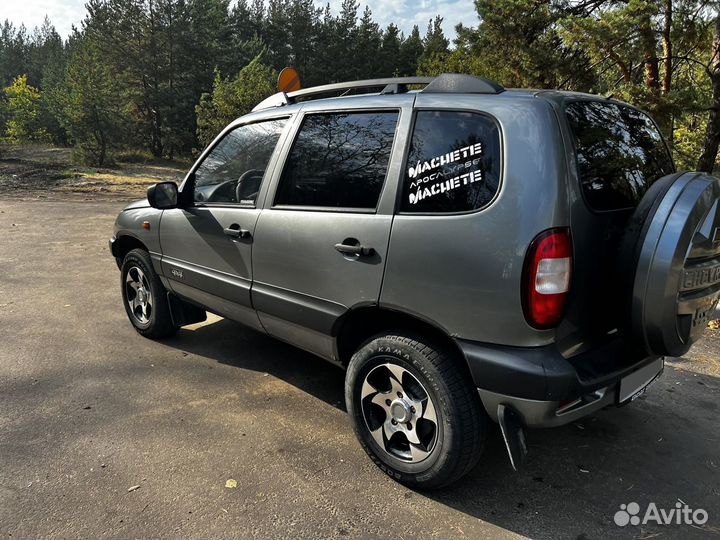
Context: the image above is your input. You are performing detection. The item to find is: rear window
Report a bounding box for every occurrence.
[566,101,674,211]
[400,111,501,213]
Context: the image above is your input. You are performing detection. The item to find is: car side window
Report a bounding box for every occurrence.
[193,118,287,205]
[400,111,501,213]
[274,111,399,209]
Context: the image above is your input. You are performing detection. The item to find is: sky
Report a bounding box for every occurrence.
[0,0,473,40]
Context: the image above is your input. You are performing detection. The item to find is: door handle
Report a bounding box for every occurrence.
[223,224,251,239]
[335,242,374,257]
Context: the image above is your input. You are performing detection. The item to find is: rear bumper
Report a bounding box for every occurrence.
[455,337,663,428]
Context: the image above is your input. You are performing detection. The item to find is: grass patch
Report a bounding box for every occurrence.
[75,171,160,185]
[115,149,155,163]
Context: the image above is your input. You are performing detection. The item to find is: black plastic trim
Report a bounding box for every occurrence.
[456,337,660,401]
[421,73,505,95]
[167,292,207,326]
[251,282,346,335]
[109,237,118,258]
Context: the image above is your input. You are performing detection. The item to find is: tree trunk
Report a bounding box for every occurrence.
[150,107,163,159]
[697,15,720,173]
[662,0,672,93]
[640,15,660,91]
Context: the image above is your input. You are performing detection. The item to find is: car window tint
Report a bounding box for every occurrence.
[274,111,399,209]
[400,111,501,213]
[193,118,286,204]
[566,101,674,211]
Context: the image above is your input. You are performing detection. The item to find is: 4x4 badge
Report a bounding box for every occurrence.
[171,268,183,279]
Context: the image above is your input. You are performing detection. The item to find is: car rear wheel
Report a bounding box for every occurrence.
[121,248,177,339]
[345,333,486,489]
[620,172,720,357]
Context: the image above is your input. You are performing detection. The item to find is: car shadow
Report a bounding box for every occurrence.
[162,315,347,410]
[426,368,720,539]
[161,316,720,539]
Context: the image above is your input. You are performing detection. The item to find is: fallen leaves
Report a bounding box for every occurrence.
[225,479,237,489]
[708,319,719,330]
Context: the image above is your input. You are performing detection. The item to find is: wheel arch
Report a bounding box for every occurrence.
[334,305,466,369]
[112,234,149,268]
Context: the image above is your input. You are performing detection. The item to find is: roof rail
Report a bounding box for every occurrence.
[252,73,504,112]
[422,73,505,95]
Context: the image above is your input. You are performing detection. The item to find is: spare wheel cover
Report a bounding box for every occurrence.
[631,172,720,357]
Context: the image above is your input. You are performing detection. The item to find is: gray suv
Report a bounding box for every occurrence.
[110,74,720,488]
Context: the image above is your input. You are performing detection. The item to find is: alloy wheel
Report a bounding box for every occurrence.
[125,266,153,324]
[360,362,439,463]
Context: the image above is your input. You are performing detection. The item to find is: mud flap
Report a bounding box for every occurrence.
[167,292,207,327]
[497,404,527,471]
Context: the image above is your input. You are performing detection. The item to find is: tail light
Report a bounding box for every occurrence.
[522,228,573,329]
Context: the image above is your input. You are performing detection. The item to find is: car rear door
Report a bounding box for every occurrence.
[553,98,677,356]
[251,95,414,361]
[159,116,291,330]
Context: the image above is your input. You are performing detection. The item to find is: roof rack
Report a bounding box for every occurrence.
[252,73,505,112]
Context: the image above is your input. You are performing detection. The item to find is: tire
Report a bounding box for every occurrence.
[345,333,486,489]
[120,248,177,339]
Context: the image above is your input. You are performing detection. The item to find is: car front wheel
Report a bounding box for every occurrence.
[345,333,486,489]
[120,248,177,339]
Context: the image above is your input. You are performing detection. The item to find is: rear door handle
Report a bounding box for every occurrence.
[223,224,251,239]
[334,243,374,257]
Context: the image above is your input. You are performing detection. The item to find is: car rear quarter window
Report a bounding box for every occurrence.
[565,100,674,211]
[400,111,501,213]
[274,111,399,209]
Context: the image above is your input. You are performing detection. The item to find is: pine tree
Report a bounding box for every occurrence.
[60,37,126,165]
[196,56,276,147]
[331,0,359,82]
[379,23,402,77]
[421,16,449,62]
[698,12,720,172]
[286,0,322,80]
[0,22,30,88]
[398,25,424,76]
[355,6,381,79]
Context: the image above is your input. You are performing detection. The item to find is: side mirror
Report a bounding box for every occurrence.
[147,182,178,209]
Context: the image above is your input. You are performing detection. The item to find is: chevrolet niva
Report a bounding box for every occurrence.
[110,74,720,488]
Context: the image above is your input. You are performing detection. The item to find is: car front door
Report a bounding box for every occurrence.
[251,95,414,360]
[159,116,291,330]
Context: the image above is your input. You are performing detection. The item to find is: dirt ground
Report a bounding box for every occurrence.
[0,153,719,539]
[0,144,187,199]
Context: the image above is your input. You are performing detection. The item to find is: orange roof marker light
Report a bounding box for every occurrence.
[278,67,301,93]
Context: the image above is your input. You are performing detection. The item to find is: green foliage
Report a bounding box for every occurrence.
[60,38,126,166]
[421,16,449,64]
[196,57,277,148]
[0,21,30,88]
[0,1,719,170]
[2,75,47,142]
[674,114,709,170]
[399,25,425,76]
[378,23,402,77]
[424,0,595,89]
